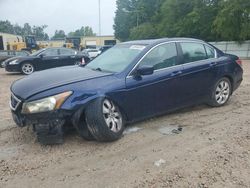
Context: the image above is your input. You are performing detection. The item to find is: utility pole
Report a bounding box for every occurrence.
[98,0,101,36]
[122,8,139,27]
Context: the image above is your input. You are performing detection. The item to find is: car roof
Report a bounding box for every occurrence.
[43,47,77,51]
[122,38,205,46]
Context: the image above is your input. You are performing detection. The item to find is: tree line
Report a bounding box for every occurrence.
[114,0,250,42]
[0,20,95,40]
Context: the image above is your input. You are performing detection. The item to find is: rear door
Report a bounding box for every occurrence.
[177,42,218,104]
[58,48,77,66]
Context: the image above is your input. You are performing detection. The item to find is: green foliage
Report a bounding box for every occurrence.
[114,0,250,42]
[68,26,96,37]
[129,23,157,40]
[0,21,95,40]
[114,0,135,41]
[0,20,14,34]
[51,30,66,39]
[114,0,164,41]
[32,25,49,40]
[213,0,250,41]
[0,20,49,40]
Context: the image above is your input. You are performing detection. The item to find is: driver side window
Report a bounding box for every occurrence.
[139,43,178,70]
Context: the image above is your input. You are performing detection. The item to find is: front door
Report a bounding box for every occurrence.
[124,42,185,121]
[59,48,77,66]
[39,48,60,70]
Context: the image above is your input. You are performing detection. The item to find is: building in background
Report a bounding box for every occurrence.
[38,36,119,50]
[81,35,119,49]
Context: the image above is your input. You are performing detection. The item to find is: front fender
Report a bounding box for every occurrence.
[69,94,129,127]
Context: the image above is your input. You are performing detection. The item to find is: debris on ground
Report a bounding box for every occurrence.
[123,127,142,135]
[158,125,183,135]
[154,159,166,167]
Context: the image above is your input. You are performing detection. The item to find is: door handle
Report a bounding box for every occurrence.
[209,62,217,67]
[171,71,182,77]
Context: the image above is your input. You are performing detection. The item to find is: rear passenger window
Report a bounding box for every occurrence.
[180,42,207,63]
[60,49,76,55]
[205,45,215,59]
[139,43,178,70]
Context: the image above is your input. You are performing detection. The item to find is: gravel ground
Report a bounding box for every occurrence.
[0,61,249,188]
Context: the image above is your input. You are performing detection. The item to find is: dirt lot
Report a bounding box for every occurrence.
[0,61,249,188]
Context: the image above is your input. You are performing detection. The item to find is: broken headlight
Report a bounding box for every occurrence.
[21,91,72,114]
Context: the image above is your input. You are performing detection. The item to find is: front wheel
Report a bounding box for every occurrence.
[85,98,125,142]
[208,77,232,107]
[73,113,95,141]
[21,63,35,75]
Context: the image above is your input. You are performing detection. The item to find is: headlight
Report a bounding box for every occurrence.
[21,91,73,114]
[9,59,19,65]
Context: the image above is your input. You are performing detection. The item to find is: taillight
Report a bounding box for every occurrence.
[236,59,242,66]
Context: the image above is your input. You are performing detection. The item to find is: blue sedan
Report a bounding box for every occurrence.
[10,38,243,144]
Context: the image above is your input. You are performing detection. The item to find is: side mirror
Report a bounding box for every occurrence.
[136,66,154,76]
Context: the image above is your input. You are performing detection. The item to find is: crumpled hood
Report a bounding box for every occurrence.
[11,66,111,100]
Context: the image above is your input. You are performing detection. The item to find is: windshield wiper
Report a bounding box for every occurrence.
[93,67,102,72]
[90,67,115,73]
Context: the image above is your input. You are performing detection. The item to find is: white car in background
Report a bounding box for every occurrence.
[82,49,101,59]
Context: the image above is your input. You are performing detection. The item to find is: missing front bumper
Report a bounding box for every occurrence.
[11,110,71,145]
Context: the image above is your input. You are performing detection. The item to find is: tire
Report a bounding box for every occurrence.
[21,62,35,75]
[85,98,125,142]
[208,77,232,107]
[73,113,95,141]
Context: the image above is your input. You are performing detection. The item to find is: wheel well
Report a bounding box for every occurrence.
[223,75,234,94]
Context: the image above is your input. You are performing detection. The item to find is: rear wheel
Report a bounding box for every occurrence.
[85,98,125,142]
[208,77,232,107]
[21,63,34,75]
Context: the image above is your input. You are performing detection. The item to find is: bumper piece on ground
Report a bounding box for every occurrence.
[33,119,65,145]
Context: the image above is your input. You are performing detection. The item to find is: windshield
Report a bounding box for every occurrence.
[86,44,146,73]
[31,49,46,56]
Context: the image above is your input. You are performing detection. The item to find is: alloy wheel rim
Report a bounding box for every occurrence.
[22,64,34,74]
[215,80,230,104]
[102,99,122,133]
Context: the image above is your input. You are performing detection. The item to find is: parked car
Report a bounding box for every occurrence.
[4,47,90,75]
[82,49,101,59]
[0,50,30,68]
[10,38,243,144]
[98,45,113,53]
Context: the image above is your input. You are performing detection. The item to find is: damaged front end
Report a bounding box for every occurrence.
[10,92,73,145]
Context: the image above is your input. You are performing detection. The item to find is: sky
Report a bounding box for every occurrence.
[0,0,117,37]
